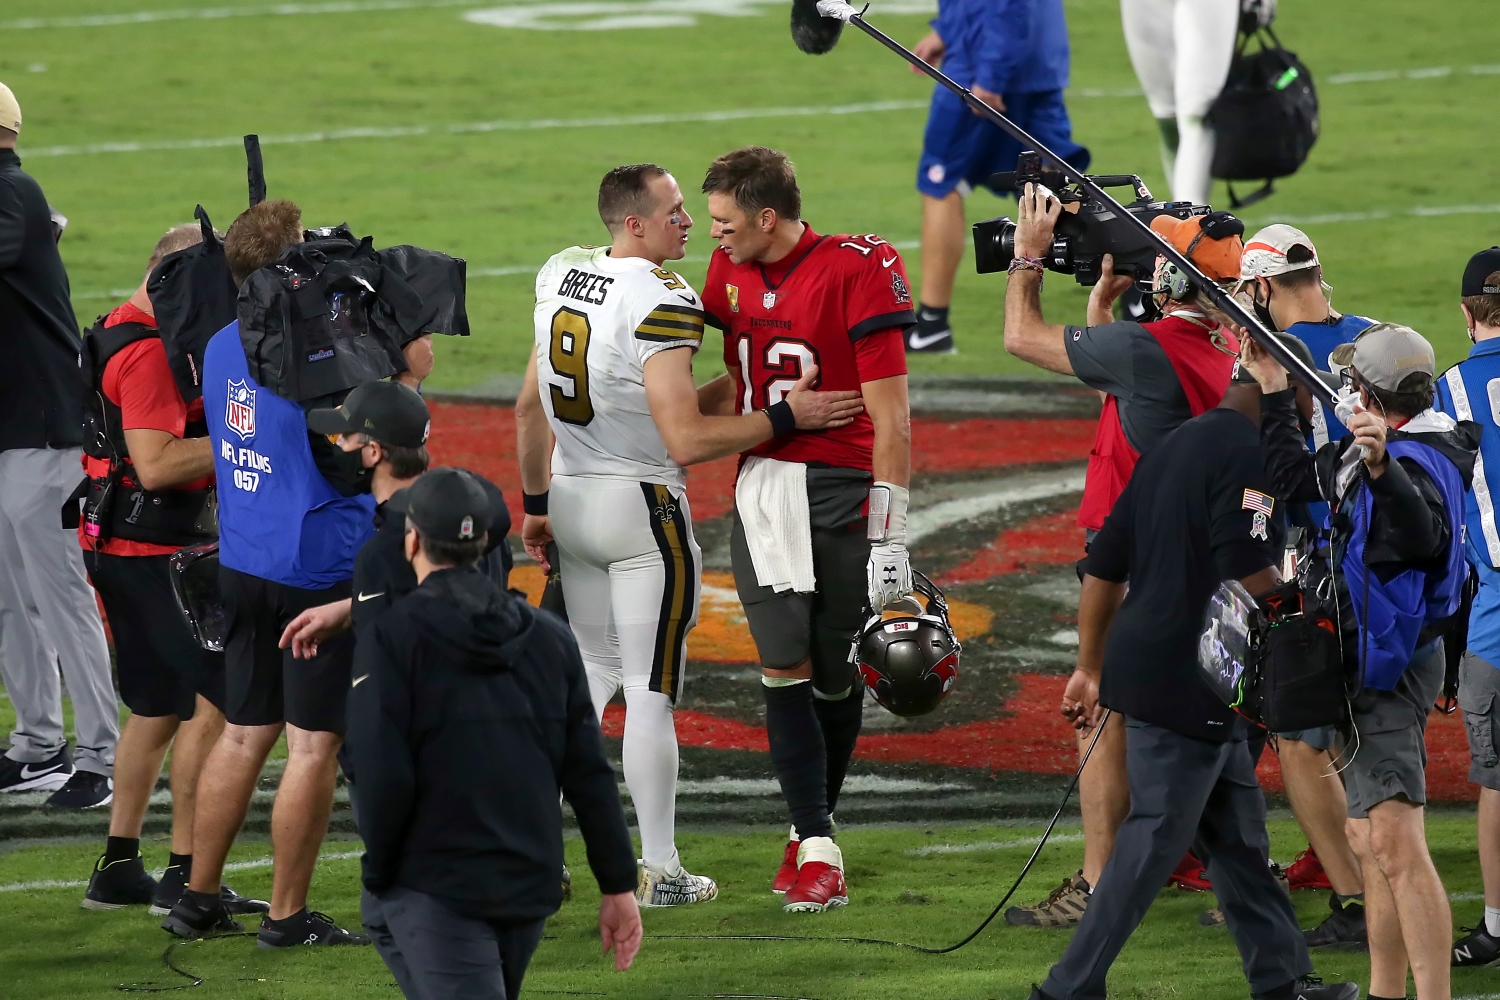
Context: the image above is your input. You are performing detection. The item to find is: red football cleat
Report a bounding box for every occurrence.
[1165,851,1212,891]
[1285,848,1332,891]
[772,839,799,895]
[783,861,848,913]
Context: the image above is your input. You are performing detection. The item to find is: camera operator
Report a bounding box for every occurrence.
[1434,246,1500,967]
[1001,181,1244,927]
[1031,346,1356,1000]
[0,80,119,805]
[1242,323,1478,1000]
[349,468,641,1000]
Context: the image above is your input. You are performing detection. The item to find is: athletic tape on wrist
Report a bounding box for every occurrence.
[867,482,909,544]
[763,400,796,437]
[522,491,549,516]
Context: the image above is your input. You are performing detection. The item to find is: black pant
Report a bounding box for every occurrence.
[1040,719,1311,1000]
[362,886,546,1000]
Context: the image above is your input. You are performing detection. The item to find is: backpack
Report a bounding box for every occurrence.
[1206,25,1320,208]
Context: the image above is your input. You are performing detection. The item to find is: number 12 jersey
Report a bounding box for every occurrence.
[701,226,915,472]
[534,246,706,491]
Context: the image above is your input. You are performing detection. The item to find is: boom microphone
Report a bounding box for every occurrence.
[791,0,843,54]
[791,0,1336,408]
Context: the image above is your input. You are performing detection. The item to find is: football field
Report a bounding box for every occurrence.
[5,0,1498,388]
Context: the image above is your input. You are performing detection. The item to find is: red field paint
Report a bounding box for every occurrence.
[939,510,1085,587]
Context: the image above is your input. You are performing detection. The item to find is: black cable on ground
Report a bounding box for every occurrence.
[652,709,1111,956]
[115,932,257,992]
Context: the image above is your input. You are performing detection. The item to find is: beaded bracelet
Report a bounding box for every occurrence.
[1008,256,1045,283]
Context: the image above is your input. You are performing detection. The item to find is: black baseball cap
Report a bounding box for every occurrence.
[390,469,510,554]
[307,380,430,448]
[405,468,492,544]
[1463,247,1500,297]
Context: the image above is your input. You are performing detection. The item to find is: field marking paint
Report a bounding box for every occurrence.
[907,833,1084,856]
[1259,203,1500,227]
[668,775,964,798]
[0,849,363,894]
[906,471,1088,546]
[463,0,934,32]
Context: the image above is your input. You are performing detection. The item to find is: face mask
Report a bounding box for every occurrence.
[1333,386,1362,427]
[1252,285,1280,333]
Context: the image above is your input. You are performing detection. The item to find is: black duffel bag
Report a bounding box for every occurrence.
[1207,25,1319,209]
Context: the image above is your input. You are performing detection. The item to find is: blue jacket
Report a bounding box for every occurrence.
[932,0,1070,95]
[204,323,375,589]
[1283,313,1374,527]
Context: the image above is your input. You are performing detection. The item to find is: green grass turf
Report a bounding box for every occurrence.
[2,0,1496,389]
[1,816,1497,999]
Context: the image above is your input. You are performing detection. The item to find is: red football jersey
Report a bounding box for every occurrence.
[702,226,915,470]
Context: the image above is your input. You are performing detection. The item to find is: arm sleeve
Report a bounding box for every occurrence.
[112,340,189,435]
[554,623,638,896]
[1365,457,1450,563]
[1210,449,1283,581]
[1063,322,1138,397]
[633,281,706,365]
[853,329,909,384]
[846,243,917,343]
[976,0,1034,93]
[0,180,23,271]
[1258,388,1328,502]
[1085,477,1134,582]
[347,621,417,894]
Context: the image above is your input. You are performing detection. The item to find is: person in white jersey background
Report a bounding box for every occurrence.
[514,164,864,907]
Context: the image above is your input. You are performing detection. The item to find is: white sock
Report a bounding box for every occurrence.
[1485,905,1500,937]
[622,687,681,875]
[797,835,843,869]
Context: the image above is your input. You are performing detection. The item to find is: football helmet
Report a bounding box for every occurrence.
[853,572,960,717]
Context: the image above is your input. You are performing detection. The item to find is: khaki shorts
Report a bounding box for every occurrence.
[1459,651,1500,793]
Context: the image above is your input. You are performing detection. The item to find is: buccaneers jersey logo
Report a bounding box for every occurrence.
[726,284,740,313]
[891,270,911,305]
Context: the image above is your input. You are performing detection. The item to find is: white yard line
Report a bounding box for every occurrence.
[906,471,1088,546]
[906,832,1084,856]
[0,849,363,894]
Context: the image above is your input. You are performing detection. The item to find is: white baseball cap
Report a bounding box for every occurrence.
[1239,224,1319,282]
[0,82,20,135]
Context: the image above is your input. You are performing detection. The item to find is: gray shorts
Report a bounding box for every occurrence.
[1345,642,1445,819]
[729,466,869,694]
[1459,651,1500,792]
[1276,726,1338,752]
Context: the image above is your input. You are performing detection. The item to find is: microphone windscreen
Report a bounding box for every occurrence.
[791,0,843,54]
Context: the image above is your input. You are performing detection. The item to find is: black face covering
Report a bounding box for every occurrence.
[1252,285,1280,332]
[308,431,373,497]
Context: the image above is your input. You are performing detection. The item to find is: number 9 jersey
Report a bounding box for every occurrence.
[534,246,707,491]
[701,227,916,472]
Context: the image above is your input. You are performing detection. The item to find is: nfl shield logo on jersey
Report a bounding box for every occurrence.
[726,284,740,313]
[763,291,777,310]
[225,379,257,441]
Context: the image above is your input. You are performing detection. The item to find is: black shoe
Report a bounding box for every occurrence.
[1453,923,1500,967]
[1304,895,1367,951]
[0,745,74,793]
[905,324,956,354]
[1252,975,1360,1000]
[221,884,270,915]
[148,863,190,917]
[82,853,157,910]
[256,908,370,948]
[161,890,244,939]
[46,770,112,809]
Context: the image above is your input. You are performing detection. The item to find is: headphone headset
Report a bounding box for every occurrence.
[1155,211,1245,302]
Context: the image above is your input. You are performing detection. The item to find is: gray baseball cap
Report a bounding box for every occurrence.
[1330,322,1435,392]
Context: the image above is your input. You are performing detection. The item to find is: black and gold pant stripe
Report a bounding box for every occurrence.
[635,303,705,345]
[642,483,694,702]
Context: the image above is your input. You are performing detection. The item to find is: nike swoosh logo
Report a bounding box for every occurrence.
[906,330,951,350]
[352,674,370,687]
[357,592,385,602]
[676,292,699,305]
[881,255,897,268]
[20,762,63,779]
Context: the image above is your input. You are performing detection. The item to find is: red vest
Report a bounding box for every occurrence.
[1077,315,1239,531]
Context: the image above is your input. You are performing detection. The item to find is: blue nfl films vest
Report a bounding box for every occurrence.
[1437,340,1500,571]
[1339,439,1467,690]
[203,323,375,589]
[1285,314,1375,527]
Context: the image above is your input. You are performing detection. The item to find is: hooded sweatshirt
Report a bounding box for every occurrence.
[347,565,636,920]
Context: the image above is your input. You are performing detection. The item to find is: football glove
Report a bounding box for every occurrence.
[868,542,913,612]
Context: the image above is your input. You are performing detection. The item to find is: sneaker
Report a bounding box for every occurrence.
[783,837,848,914]
[1166,851,1211,891]
[1285,849,1332,891]
[561,864,572,902]
[905,325,956,354]
[772,839,800,895]
[82,853,157,910]
[1452,922,1500,967]
[1005,871,1091,928]
[1251,975,1359,1000]
[256,908,370,948]
[1200,906,1226,928]
[46,770,112,809]
[161,890,244,939]
[0,745,74,793]
[221,884,270,916]
[636,863,719,908]
[148,862,269,917]
[1304,895,1367,951]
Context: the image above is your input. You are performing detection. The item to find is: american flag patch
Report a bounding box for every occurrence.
[1242,489,1275,516]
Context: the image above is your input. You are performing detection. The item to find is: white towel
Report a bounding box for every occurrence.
[735,456,816,594]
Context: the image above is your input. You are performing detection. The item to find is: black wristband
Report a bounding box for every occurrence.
[522,491,549,516]
[763,400,796,438]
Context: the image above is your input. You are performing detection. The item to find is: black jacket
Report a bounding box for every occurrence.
[0,149,84,451]
[347,566,636,920]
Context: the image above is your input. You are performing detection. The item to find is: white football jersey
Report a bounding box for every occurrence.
[534,246,705,490]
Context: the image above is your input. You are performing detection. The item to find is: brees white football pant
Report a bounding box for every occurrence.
[1120,0,1240,206]
[550,475,701,874]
